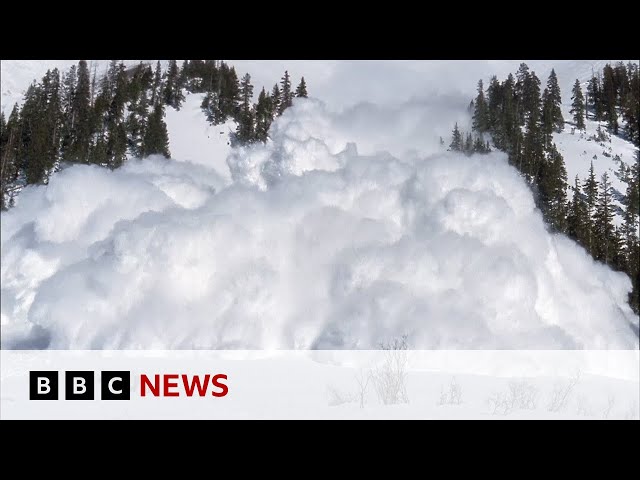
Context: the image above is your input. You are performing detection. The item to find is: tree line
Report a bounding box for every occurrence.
[0,60,309,210]
[451,62,639,314]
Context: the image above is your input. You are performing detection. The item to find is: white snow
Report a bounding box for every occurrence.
[0,60,638,350]
[1,350,638,419]
[1,95,637,349]
[164,92,234,182]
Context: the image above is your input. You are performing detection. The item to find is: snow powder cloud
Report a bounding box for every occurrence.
[1,97,638,349]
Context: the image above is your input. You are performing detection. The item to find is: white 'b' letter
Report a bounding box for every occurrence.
[38,377,50,394]
[74,377,86,394]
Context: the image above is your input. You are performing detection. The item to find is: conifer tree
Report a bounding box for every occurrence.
[255,87,271,143]
[522,81,543,180]
[66,60,92,164]
[522,71,542,121]
[220,65,240,119]
[449,123,462,151]
[584,161,599,251]
[594,171,617,264]
[486,76,502,134]
[295,77,308,98]
[601,64,619,134]
[473,135,486,153]
[537,144,567,232]
[515,63,530,126]
[0,111,13,210]
[586,75,603,122]
[621,63,639,144]
[141,104,170,158]
[278,71,293,115]
[544,69,564,133]
[127,88,149,157]
[151,61,163,106]
[1,105,22,209]
[235,73,255,144]
[500,73,517,153]
[570,79,586,130]
[59,65,77,157]
[270,84,281,118]
[464,132,473,154]
[164,60,185,110]
[472,79,489,133]
[567,176,588,245]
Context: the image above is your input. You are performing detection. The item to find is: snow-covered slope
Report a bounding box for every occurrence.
[1,60,638,350]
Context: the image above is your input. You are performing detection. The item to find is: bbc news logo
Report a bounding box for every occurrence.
[29,371,228,400]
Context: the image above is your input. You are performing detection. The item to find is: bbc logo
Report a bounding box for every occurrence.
[29,371,131,400]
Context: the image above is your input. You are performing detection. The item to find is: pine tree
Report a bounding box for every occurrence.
[472,79,489,133]
[151,61,163,106]
[594,171,617,264]
[473,135,486,153]
[254,87,271,143]
[586,75,603,122]
[295,77,308,98]
[622,157,639,263]
[601,64,619,134]
[449,123,462,151]
[522,80,543,180]
[59,65,77,158]
[537,143,568,231]
[1,105,22,209]
[621,63,639,145]
[0,111,11,210]
[235,73,255,144]
[20,82,48,183]
[486,76,503,135]
[66,60,92,164]
[164,60,185,110]
[141,104,170,158]
[500,73,517,154]
[270,84,281,119]
[628,150,640,313]
[127,88,149,157]
[515,63,530,126]
[278,71,293,115]
[523,71,542,120]
[42,68,62,177]
[546,69,564,132]
[570,79,586,130]
[464,132,473,154]
[220,65,240,119]
[567,175,588,245]
[584,161,599,252]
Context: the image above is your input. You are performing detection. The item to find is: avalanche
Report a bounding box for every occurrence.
[1,97,637,349]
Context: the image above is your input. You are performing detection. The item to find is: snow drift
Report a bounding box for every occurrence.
[1,98,638,349]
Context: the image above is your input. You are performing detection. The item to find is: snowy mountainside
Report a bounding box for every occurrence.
[0,60,638,350]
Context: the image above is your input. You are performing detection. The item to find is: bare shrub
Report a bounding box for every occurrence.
[486,379,539,416]
[487,391,514,416]
[371,335,409,405]
[602,394,616,419]
[546,370,581,413]
[437,377,463,406]
[575,395,592,417]
[354,369,372,409]
[507,380,538,410]
[623,400,639,420]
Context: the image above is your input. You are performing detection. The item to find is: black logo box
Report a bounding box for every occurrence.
[29,371,131,400]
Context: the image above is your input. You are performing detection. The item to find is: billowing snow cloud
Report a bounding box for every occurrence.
[1,98,638,349]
